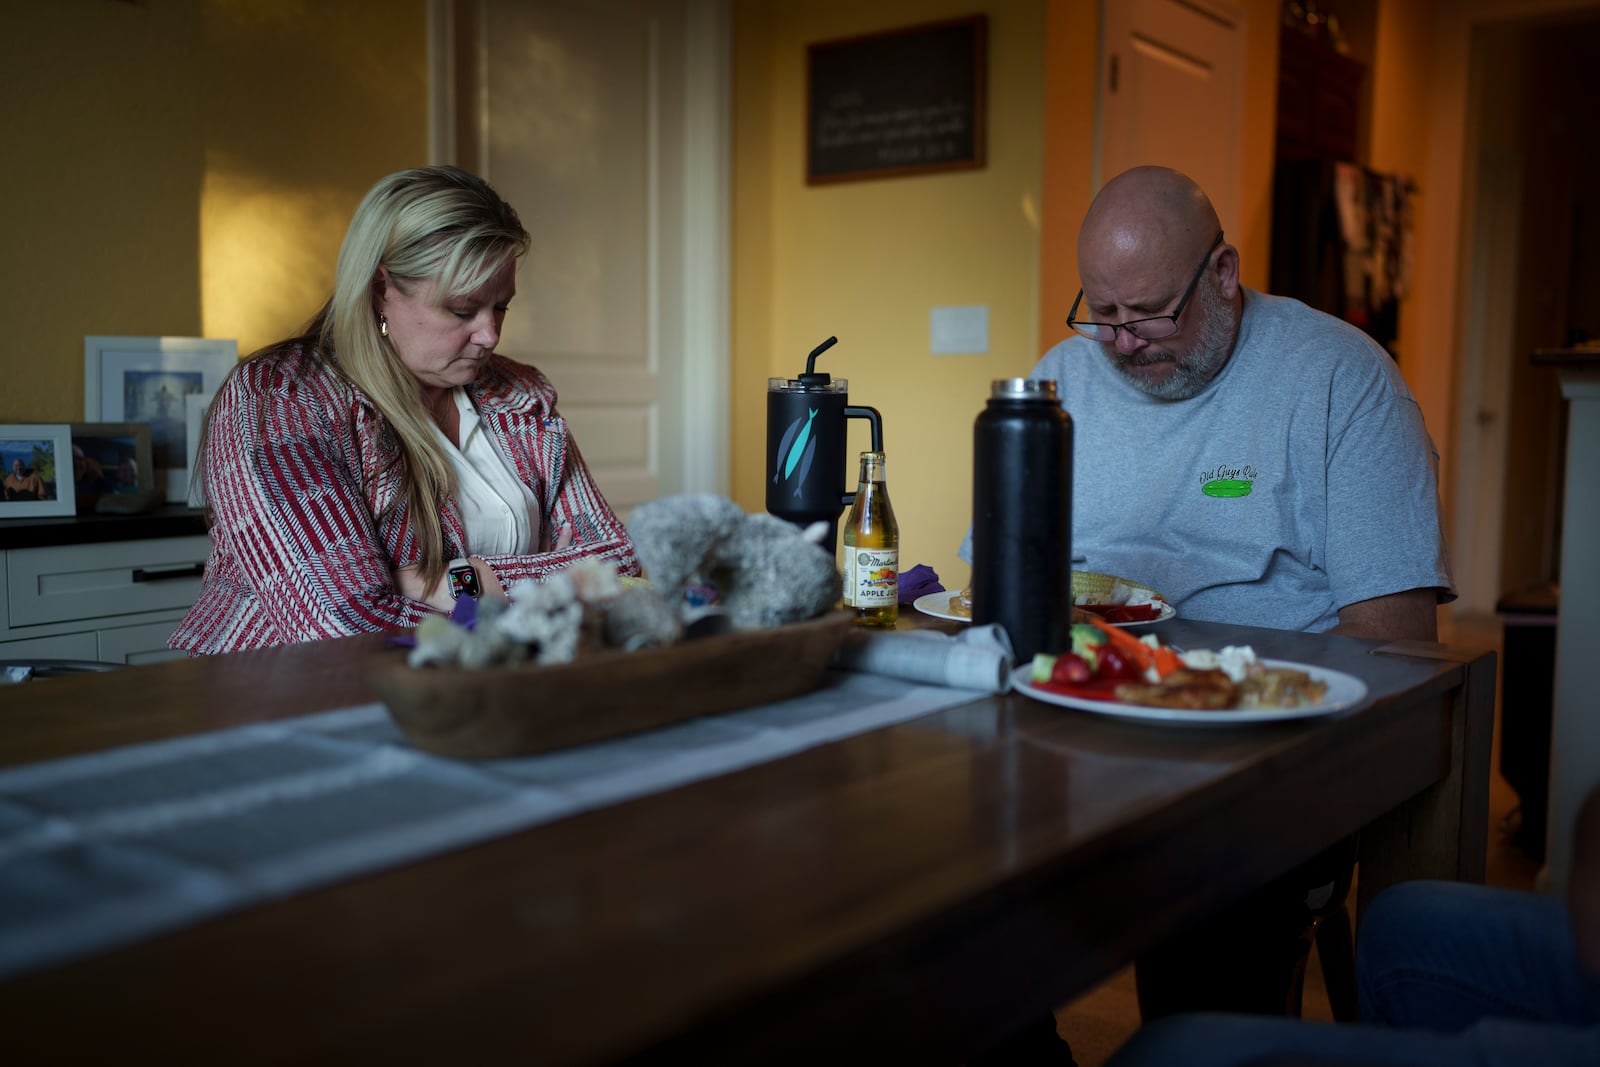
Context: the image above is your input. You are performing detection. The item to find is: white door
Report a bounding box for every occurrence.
[431,0,730,514]
[1097,0,1246,232]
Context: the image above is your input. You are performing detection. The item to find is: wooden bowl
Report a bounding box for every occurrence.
[366,610,856,760]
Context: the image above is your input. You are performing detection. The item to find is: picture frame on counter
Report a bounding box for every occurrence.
[84,336,238,505]
[0,423,77,518]
[67,422,157,515]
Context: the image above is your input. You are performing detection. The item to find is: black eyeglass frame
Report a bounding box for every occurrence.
[1066,230,1225,342]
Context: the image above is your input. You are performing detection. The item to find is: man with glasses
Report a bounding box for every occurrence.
[963,163,1450,640]
[965,166,1454,1066]
[1063,227,1225,400]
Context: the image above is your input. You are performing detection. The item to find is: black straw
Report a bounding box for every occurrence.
[805,336,838,375]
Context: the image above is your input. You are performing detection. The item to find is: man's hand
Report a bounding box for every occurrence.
[1331,588,1439,642]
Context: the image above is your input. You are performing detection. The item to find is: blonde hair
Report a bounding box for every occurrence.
[311,165,529,587]
[199,168,528,587]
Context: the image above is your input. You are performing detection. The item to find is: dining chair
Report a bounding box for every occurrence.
[1287,837,1359,1022]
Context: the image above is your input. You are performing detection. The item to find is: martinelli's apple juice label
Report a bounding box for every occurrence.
[845,547,899,607]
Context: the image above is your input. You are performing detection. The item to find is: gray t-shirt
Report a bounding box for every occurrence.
[960,289,1454,632]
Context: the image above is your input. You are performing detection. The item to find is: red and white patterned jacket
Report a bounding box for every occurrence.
[170,344,639,654]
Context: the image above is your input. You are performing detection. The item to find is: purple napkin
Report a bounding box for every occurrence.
[386,594,478,648]
[898,564,944,605]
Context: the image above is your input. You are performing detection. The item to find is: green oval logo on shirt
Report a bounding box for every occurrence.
[1202,478,1254,498]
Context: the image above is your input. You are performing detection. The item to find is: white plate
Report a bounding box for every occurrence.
[1077,601,1176,627]
[912,592,1176,627]
[913,591,971,623]
[1008,659,1369,725]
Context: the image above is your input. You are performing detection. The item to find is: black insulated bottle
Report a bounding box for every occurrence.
[971,378,1072,663]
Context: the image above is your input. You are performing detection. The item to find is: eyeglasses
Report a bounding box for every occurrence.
[1067,231,1224,342]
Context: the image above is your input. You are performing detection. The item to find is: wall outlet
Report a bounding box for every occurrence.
[931,305,988,355]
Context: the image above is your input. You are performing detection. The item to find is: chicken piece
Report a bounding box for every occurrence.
[951,584,1094,625]
[1114,668,1237,710]
[1238,666,1328,708]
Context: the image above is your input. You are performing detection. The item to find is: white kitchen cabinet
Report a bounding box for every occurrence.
[0,535,208,665]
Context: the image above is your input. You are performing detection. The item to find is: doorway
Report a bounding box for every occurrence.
[1456,14,1600,615]
[428,0,732,513]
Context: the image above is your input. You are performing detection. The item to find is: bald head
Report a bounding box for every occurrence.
[1078,167,1221,284]
[1069,167,1241,400]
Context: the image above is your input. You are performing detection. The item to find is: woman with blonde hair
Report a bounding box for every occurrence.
[173,165,638,654]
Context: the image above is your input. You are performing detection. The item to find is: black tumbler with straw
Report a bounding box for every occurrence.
[766,336,883,553]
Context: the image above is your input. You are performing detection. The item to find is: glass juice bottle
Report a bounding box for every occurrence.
[842,450,899,627]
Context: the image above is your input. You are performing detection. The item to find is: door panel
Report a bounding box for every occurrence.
[1099,0,1246,232]
[446,0,727,514]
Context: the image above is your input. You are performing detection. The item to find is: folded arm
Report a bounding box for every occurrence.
[206,371,435,640]
[471,428,640,593]
[1330,588,1439,642]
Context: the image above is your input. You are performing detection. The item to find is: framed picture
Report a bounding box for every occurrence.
[68,422,155,514]
[806,15,987,185]
[0,424,76,518]
[84,336,238,504]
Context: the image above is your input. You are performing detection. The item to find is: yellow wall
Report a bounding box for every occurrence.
[1,2,205,422]
[1235,0,1288,290]
[732,0,1048,589]
[1368,0,1435,380]
[199,0,430,357]
[0,0,427,424]
[1037,0,1099,347]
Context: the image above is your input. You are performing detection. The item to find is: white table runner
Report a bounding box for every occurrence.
[0,669,993,982]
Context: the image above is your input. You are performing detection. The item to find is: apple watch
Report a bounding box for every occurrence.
[446,557,481,600]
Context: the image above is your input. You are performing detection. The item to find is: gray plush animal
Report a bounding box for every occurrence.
[627,494,840,629]
[705,513,840,628]
[627,493,744,601]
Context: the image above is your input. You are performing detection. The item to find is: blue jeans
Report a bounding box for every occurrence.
[1105,881,1600,1067]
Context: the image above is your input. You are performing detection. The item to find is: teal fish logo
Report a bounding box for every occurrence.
[773,408,819,498]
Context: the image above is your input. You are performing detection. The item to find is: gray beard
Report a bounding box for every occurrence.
[1110,277,1237,401]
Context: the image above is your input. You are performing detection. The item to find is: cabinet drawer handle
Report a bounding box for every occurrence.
[131,563,206,583]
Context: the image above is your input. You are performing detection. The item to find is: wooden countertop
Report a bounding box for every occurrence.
[0,505,207,550]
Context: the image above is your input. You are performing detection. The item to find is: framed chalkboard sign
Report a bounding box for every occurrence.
[806,15,987,185]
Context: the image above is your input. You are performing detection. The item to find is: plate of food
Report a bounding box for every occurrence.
[915,571,1175,627]
[913,590,977,623]
[1008,621,1367,724]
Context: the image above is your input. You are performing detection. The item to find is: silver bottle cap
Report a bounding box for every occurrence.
[990,378,1058,399]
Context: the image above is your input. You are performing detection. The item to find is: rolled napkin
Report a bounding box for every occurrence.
[830,623,1015,693]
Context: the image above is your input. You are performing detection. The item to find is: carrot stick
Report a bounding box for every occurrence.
[1149,643,1183,680]
[1088,616,1153,673]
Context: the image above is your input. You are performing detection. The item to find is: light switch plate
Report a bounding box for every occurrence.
[931,305,989,355]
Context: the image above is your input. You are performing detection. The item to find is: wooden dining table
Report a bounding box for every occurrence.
[0,615,1494,1064]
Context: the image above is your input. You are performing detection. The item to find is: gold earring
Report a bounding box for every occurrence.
[379,313,389,338]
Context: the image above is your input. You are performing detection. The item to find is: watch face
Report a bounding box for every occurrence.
[449,564,481,600]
